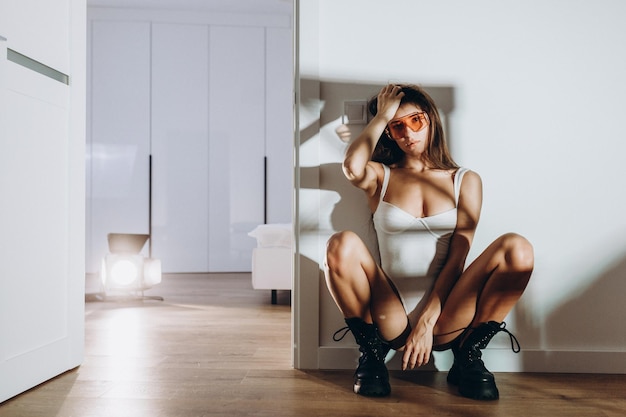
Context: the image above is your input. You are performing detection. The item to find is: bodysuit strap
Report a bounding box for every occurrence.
[453,167,469,205]
[379,164,391,205]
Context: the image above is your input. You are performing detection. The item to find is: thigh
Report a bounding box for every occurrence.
[325,231,408,339]
[372,267,412,344]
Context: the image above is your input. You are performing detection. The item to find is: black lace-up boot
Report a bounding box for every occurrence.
[334,318,391,397]
[446,336,462,386]
[447,321,520,401]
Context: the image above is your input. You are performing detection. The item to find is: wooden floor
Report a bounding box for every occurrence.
[0,273,624,417]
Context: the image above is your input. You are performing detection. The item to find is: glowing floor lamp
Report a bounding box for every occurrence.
[100,233,163,300]
[99,155,162,300]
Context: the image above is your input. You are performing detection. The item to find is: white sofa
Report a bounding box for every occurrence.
[248,224,292,304]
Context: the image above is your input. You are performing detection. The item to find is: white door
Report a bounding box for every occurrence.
[265,26,294,225]
[151,23,210,272]
[152,23,268,273]
[208,25,266,271]
[0,0,85,403]
[87,20,152,274]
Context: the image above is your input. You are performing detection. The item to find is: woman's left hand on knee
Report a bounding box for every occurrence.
[401,325,433,370]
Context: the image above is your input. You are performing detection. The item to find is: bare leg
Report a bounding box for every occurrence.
[325,231,408,342]
[433,233,534,347]
[431,233,533,400]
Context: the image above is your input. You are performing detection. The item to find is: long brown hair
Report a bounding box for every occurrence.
[369,84,458,169]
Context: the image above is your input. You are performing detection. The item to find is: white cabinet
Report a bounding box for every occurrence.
[0,0,85,402]
[87,11,293,273]
[0,0,70,74]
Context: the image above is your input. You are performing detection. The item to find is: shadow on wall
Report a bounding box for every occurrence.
[511,247,626,373]
[546,252,626,346]
[300,79,455,146]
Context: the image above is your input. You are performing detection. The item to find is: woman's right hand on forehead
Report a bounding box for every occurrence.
[376,84,404,121]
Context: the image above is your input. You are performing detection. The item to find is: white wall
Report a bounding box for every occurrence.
[296,0,626,373]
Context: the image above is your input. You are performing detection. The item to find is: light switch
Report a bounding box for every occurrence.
[342,100,367,124]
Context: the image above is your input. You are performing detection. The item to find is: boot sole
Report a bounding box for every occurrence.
[447,364,460,385]
[354,379,391,397]
[459,379,499,401]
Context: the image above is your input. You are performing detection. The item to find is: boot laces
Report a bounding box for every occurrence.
[460,321,521,364]
[333,326,350,342]
[333,324,389,362]
[478,322,521,353]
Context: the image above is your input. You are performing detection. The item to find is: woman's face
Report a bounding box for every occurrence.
[387,103,430,155]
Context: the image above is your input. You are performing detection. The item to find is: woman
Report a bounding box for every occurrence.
[325,84,534,401]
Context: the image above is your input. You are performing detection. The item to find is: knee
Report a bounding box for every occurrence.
[500,233,534,273]
[325,230,361,271]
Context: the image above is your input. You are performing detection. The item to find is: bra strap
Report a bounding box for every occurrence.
[379,164,391,205]
[454,167,469,204]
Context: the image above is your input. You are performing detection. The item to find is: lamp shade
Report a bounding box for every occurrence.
[107,233,149,254]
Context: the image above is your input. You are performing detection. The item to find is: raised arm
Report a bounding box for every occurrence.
[342,85,404,196]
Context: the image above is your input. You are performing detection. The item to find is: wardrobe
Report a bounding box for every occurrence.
[86,7,293,274]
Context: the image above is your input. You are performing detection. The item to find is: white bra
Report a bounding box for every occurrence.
[372,165,468,279]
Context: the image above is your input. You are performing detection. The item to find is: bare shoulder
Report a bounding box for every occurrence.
[458,168,482,192]
[457,169,483,224]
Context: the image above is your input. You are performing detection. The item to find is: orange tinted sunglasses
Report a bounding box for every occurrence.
[387,112,428,139]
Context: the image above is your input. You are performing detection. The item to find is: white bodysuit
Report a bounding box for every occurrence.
[372,164,469,326]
